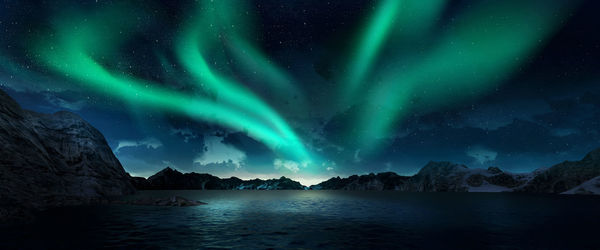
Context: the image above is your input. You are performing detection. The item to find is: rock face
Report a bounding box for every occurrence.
[562,176,600,195]
[407,162,470,192]
[0,90,135,222]
[517,148,600,193]
[133,167,306,190]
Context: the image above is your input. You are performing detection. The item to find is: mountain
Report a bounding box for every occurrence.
[310,172,410,190]
[132,167,305,190]
[0,89,135,222]
[407,162,471,192]
[310,163,531,192]
[134,147,600,194]
[310,150,600,194]
[517,148,600,193]
[135,147,600,194]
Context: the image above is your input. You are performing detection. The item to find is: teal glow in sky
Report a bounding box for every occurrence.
[36,2,313,165]
[343,0,577,151]
[1,0,594,182]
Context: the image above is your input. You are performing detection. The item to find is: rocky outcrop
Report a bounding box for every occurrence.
[0,90,135,222]
[562,176,600,195]
[133,167,306,190]
[517,148,600,193]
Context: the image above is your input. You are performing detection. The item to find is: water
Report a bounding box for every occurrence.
[1,191,599,249]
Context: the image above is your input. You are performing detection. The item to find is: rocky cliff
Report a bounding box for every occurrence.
[132,167,306,190]
[0,90,135,222]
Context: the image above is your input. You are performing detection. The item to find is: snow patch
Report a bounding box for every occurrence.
[562,176,600,195]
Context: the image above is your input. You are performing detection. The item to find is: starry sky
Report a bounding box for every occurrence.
[1,0,599,185]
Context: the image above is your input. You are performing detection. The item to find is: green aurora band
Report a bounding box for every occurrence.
[344,0,578,151]
[35,4,313,164]
[175,0,309,161]
[16,0,582,172]
[340,0,402,103]
[341,0,447,104]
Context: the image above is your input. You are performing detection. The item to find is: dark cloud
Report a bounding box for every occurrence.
[222,132,276,167]
[318,85,600,175]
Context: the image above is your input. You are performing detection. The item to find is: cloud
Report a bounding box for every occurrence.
[353,149,362,163]
[44,93,86,111]
[384,162,393,171]
[458,99,551,130]
[194,136,246,169]
[321,161,336,171]
[170,128,199,143]
[466,146,498,165]
[552,128,578,137]
[162,160,177,168]
[274,159,300,173]
[115,137,163,153]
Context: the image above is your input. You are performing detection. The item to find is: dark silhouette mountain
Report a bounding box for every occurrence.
[135,147,600,194]
[311,172,410,190]
[132,167,305,190]
[517,148,600,193]
[310,163,532,192]
[406,161,471,192]
[0,89,135,222]
[310,150,600,194]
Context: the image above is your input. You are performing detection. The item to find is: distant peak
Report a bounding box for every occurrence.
[583,147,600,162]
[158,167,178,174]
[487,166,503,174]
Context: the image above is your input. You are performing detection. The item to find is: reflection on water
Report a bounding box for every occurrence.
[1,191,599,249]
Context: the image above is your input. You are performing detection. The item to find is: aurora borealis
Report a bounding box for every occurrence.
[1,0,599,184]
[37,1,312,165]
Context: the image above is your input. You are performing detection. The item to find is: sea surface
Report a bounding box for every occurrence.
[2,191,599,249]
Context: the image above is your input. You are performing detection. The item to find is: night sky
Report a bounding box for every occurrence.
[1,0,599,185]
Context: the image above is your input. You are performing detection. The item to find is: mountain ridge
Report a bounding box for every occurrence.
[310,151,600,194]
[132,167,305,190]
[133,148,600,195]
